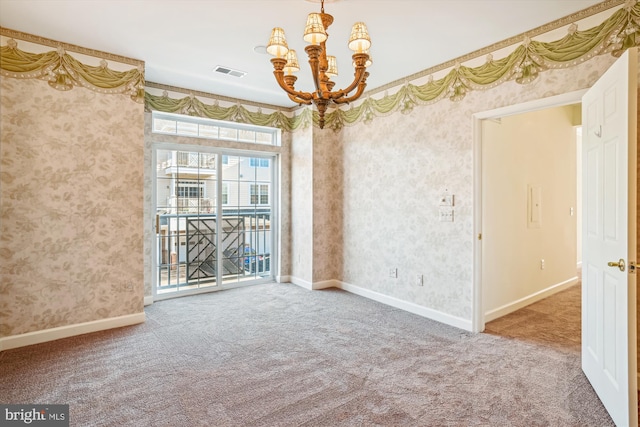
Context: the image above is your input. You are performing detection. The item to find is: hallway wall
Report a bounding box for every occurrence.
[481,105,578,318]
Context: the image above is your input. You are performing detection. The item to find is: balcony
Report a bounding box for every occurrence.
[167,197,214,214]
[161,152,217,176]
[156,213,272,291]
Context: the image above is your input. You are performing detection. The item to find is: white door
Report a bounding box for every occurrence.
[582,47,637,427]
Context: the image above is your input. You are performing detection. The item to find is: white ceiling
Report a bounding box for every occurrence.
[0,0,604,108]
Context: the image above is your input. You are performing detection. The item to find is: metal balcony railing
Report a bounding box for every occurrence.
[157,211,272,289]
[163,152,217,169]
[167,197,214,214]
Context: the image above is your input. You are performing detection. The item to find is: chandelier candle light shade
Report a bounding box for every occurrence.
[267,0,371,129]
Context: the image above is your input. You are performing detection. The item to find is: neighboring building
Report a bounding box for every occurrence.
[155,148,273,285]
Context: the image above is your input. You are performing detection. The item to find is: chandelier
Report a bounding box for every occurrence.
[266,0,372,129]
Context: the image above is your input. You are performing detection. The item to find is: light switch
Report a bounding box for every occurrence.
[439,208,454,222]
[439,194,454,206]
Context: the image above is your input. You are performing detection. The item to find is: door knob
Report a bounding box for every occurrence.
[607,258,626,272]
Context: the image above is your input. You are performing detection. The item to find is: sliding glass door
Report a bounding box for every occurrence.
[154,146,275,298]
[220,154,273,286]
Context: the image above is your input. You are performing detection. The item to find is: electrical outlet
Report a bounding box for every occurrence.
[416,274,423,286]
[540,259,545,270]
[389,268,397,278]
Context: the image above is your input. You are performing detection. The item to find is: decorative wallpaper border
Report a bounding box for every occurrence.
[1,2,638,128]
[146,81,297,113]
[145,85,311,132]
[0,27,144,66]
[323,0,639,131]
[369,0,628,96]
[144,0,640,131]
[0,27,145,103]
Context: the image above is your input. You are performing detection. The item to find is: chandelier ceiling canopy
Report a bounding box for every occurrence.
[267,0,372,129]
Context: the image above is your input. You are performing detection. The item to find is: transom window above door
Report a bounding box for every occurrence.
[152,112,280,146]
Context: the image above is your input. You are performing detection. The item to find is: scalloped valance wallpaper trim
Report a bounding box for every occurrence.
[144,1,640,131]
[0,29,145,103]
[1,1,639,129]
[144,89,311,132]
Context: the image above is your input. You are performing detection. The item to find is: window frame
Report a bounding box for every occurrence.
[152,111,281,147]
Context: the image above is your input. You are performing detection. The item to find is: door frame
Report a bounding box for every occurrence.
[151,141,280,302]
[472,89,587,333]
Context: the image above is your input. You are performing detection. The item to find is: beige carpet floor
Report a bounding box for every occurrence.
[486,282,640,424]
[484,282,582,352]
[0,282,614,426]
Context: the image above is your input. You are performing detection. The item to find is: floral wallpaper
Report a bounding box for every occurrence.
[0,77,145,338]
[288,119,345,285]
[290,123,314,284]
[279,130,293,279]
[336,53,619,320]
[312,130,343,283]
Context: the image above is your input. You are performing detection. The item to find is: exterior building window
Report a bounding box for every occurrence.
[222,183,229,205]
[178,180,204,198]
[249,158,269,168]
[250,184,269,205]
[222,155,229,165]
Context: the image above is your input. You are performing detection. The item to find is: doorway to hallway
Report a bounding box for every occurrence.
[480,104,581,324]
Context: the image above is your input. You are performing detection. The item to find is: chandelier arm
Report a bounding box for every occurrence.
[274,71,314,101]
[271,58,314,102]
[274,71,313,101]
[328,53,369,100]
[288,93,313,105]
[333,72,369,105]
[332,83,366,104]
[328,67,366,101]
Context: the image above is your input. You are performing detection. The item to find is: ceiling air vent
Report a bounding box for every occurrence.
[213,65,247,78]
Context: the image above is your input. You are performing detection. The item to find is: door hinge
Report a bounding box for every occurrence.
[478,233,482,241]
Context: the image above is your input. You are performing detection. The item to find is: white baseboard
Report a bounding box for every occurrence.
[484,276,578,323]
[312,279,339,290]
[289,276,313,290]
[286,276,472,331]
[336,281,473,331]
[276,275,291,283]
[144,296,154,306]
[0,312,146,352]
[289,277,340,290]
